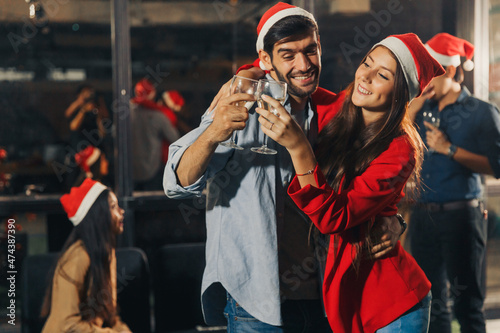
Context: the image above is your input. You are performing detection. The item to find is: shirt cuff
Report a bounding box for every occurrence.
[164,145,206,198]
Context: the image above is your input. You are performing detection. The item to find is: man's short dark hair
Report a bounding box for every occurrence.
[263,15,318,58]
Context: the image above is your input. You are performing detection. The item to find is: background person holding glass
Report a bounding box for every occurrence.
[164,3,404,331]
[407,33,500,333]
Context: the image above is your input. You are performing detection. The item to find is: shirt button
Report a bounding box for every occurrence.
[283,180,288,187]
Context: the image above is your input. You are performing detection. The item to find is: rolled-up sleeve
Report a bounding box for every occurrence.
[163,113,234,198]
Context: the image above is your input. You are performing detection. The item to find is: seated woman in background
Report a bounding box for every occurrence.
[41,178,131,333]
[256,33,444,332]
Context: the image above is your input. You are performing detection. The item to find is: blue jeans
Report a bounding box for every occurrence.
[376,291,432,333]
[223,293,331,333]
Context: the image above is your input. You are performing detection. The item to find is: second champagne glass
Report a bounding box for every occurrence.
[219,75,259,150]
[251,79,288,155]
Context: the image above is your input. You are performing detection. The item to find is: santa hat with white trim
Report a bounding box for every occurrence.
[425,33,475,71]
[373,33,445,101]
[256,2,317,69]
[75,146,101,173]
[60,178,107,226]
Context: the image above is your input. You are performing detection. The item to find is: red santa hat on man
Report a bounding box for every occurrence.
[134,78,156,100]
[60,178,107,226]
[424,33,475,71]
[255,2,317,69]
[373,33,445,101]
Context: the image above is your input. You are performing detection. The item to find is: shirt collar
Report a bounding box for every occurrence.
[425,86,472,110]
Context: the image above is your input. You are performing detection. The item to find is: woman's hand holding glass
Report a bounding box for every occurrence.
[254,94,311,155]
[251,79,287,155]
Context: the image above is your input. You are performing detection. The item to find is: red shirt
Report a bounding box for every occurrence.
[288,136,430,333]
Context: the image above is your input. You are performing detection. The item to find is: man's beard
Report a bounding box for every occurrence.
[272,62,320,98]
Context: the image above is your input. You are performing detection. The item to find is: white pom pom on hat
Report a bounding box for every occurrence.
[462,59,474,71]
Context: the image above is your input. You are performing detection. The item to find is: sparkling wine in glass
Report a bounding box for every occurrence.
[423,110,440,153]
[251,79,287,155]
[219,75,259,150]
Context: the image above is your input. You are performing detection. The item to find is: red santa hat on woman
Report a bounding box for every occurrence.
[60,178,107,226]
[162,90,185,111]
[424,33,475,71]
[255,2,317,69]
[74,146,101,174]
[373,33,445,101]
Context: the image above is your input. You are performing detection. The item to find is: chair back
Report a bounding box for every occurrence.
[116,247,152,333]
[154,242,206,332]
[21,253,58,333]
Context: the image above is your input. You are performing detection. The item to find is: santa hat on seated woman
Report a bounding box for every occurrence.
[373,33,446,101]
[60,178,107,226]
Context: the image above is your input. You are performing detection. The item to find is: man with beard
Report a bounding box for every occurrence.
[164,3,403,332]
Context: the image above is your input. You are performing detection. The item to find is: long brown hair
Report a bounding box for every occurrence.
[42,190,118,327]
[314,46,424,270]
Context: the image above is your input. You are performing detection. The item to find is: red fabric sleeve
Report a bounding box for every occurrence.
[313,89,346,132]
[236,58,268,74]
[288,136,415,235]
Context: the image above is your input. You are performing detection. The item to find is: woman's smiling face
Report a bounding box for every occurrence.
[352,46,397,120]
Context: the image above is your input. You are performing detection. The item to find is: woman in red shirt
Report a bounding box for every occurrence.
[256,33,444,332]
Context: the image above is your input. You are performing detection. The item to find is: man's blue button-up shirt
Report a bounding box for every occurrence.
[415,87,500,203]
[163,86,316,326]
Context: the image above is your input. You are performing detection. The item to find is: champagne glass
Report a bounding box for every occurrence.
[219,75,259,150]
[423,110,440,153]
[251,79,288,155]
